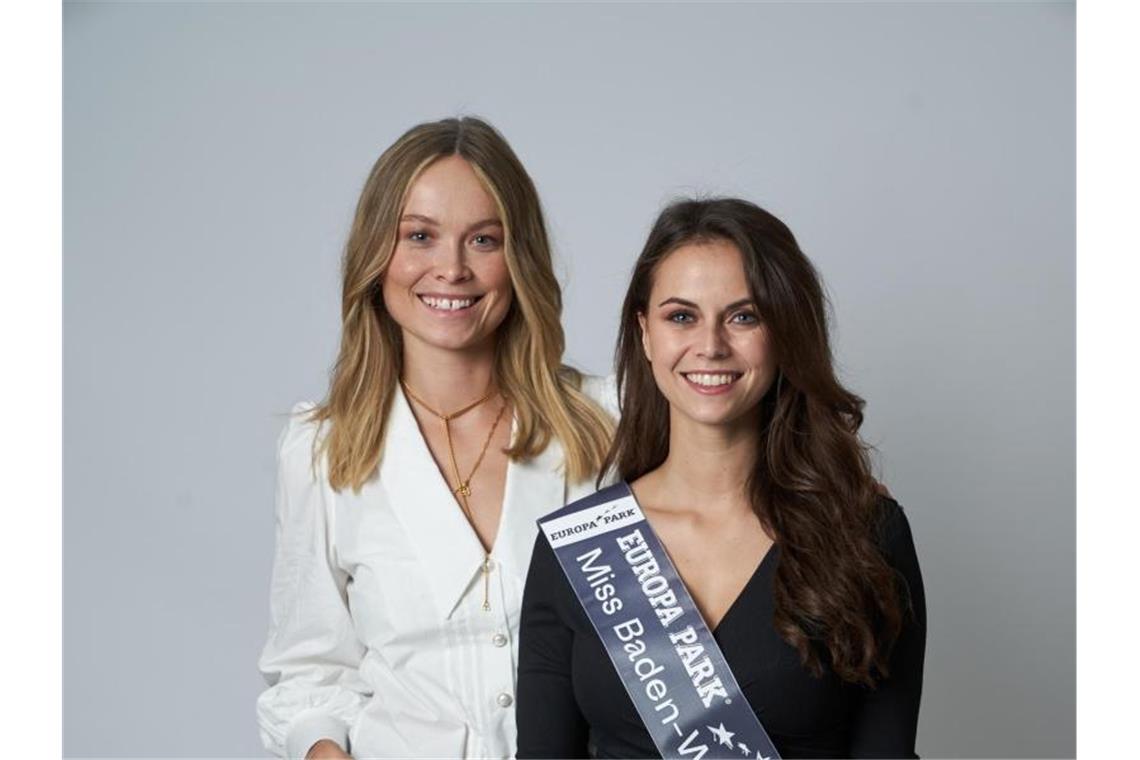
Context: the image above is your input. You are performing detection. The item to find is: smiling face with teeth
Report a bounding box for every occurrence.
[637,239,777,429]
[382,155,514,356]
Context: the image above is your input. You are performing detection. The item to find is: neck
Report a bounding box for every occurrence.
[653,414,759,514]
[400,335,498,413]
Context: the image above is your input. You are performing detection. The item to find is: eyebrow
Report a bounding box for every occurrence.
[656,297,756,312]
[399,214,503,230]
[400,214,438,225]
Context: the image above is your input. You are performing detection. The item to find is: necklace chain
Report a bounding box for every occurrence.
[401,381,507,612]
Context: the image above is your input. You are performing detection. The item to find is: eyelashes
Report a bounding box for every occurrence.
[664,309,760,325]
[404,230,500,249]
[471,234,500,248]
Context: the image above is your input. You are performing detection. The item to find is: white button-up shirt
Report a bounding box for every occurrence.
[257,376,616,758]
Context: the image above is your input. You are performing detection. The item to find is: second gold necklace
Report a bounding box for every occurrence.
[402,381,508,611]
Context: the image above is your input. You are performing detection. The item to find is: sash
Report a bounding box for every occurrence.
[538,482,780,760]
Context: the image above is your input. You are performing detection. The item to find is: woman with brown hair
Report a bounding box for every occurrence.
[256,117,616,759]
[517,198,926,758]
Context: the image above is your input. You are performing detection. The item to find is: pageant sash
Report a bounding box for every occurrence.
[538,482,780,760]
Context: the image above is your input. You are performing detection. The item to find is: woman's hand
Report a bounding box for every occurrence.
[305,739,352,760]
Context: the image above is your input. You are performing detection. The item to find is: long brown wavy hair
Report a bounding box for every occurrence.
[311,117,613,492]
[602,197,904,686]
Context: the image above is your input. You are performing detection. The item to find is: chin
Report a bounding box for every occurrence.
[414,323,499,352]
[670,389,766,429]
[687,410,740,428]
[422,334,488,352]
[667,398,734,426]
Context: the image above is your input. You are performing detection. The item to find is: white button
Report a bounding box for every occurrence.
[492,633,508,648]
[485,558,496,571]
[496,692,513,708]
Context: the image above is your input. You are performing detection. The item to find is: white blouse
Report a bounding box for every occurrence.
[257,375,617,759]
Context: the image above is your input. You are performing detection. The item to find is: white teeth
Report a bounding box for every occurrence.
[421,296,475,311]
[684,373,738,387]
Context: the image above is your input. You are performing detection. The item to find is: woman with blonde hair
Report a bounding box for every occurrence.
[256,117,616,759]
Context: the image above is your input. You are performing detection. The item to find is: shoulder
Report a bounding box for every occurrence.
[869,495,926,625]
[577,373,620,419]
[275,401,329,479]
[871,496,913,546]
[271,402,337,550]
[869,495,923,586]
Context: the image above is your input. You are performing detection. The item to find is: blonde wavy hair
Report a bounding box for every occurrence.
[310,117,614,492]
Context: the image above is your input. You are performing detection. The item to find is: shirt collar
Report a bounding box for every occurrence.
[377,386,566,620]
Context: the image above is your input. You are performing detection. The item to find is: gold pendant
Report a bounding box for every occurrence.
[482,556,492,611]
[456,482,472,497]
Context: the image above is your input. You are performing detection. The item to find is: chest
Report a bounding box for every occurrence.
[414,407,514,550]
[328,488,526,677]
[653,517,774,631]
[565,558,859,754]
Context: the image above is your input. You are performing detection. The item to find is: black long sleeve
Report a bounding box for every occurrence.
[517,533,590,758]
[849,501,927,758]
[516,497,926,759]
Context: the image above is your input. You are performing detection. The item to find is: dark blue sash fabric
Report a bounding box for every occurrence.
[538,482,780,760]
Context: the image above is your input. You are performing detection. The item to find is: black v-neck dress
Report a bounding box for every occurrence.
[516,497,926,759]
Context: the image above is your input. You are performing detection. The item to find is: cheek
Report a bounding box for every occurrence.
[380,257,427,327]
[484,256,511,293]
[477,256,514,312]
[667,328,693,359]
[645,328,684,374]
[381,252,423,300]
[741,330,776,372]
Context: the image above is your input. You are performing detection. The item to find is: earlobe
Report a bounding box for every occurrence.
[637,313,651,363]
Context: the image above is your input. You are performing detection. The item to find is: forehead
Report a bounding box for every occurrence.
[649,240,751,302]
[402,155,500,221]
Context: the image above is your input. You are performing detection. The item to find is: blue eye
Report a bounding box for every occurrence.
[667,311,695,324]
[730,311,759,325]
[472,234,499,248]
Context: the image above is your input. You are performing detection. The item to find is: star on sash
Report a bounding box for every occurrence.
[707,723,735,749]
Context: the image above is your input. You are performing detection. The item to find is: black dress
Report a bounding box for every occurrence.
[516,497,926,759]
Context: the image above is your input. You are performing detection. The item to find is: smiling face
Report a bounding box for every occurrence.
[382,155,514,355]
[638,239,778,430]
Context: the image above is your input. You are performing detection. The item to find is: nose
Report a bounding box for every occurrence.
[435,238,472,283]
[696,321,730,360]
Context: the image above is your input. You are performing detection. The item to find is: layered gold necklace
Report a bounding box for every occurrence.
[402,381,508,611]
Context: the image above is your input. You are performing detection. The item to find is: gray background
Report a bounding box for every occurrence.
[64,1,1074,757]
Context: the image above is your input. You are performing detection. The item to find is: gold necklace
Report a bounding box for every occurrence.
[401,381,508,611]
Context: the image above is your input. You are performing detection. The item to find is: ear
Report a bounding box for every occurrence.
[637,312,652,363]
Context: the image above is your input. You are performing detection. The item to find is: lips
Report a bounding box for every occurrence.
[417,294,483,312]
[680,371,742,395]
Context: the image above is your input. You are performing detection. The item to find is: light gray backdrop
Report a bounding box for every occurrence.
[64,1,1075,757]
